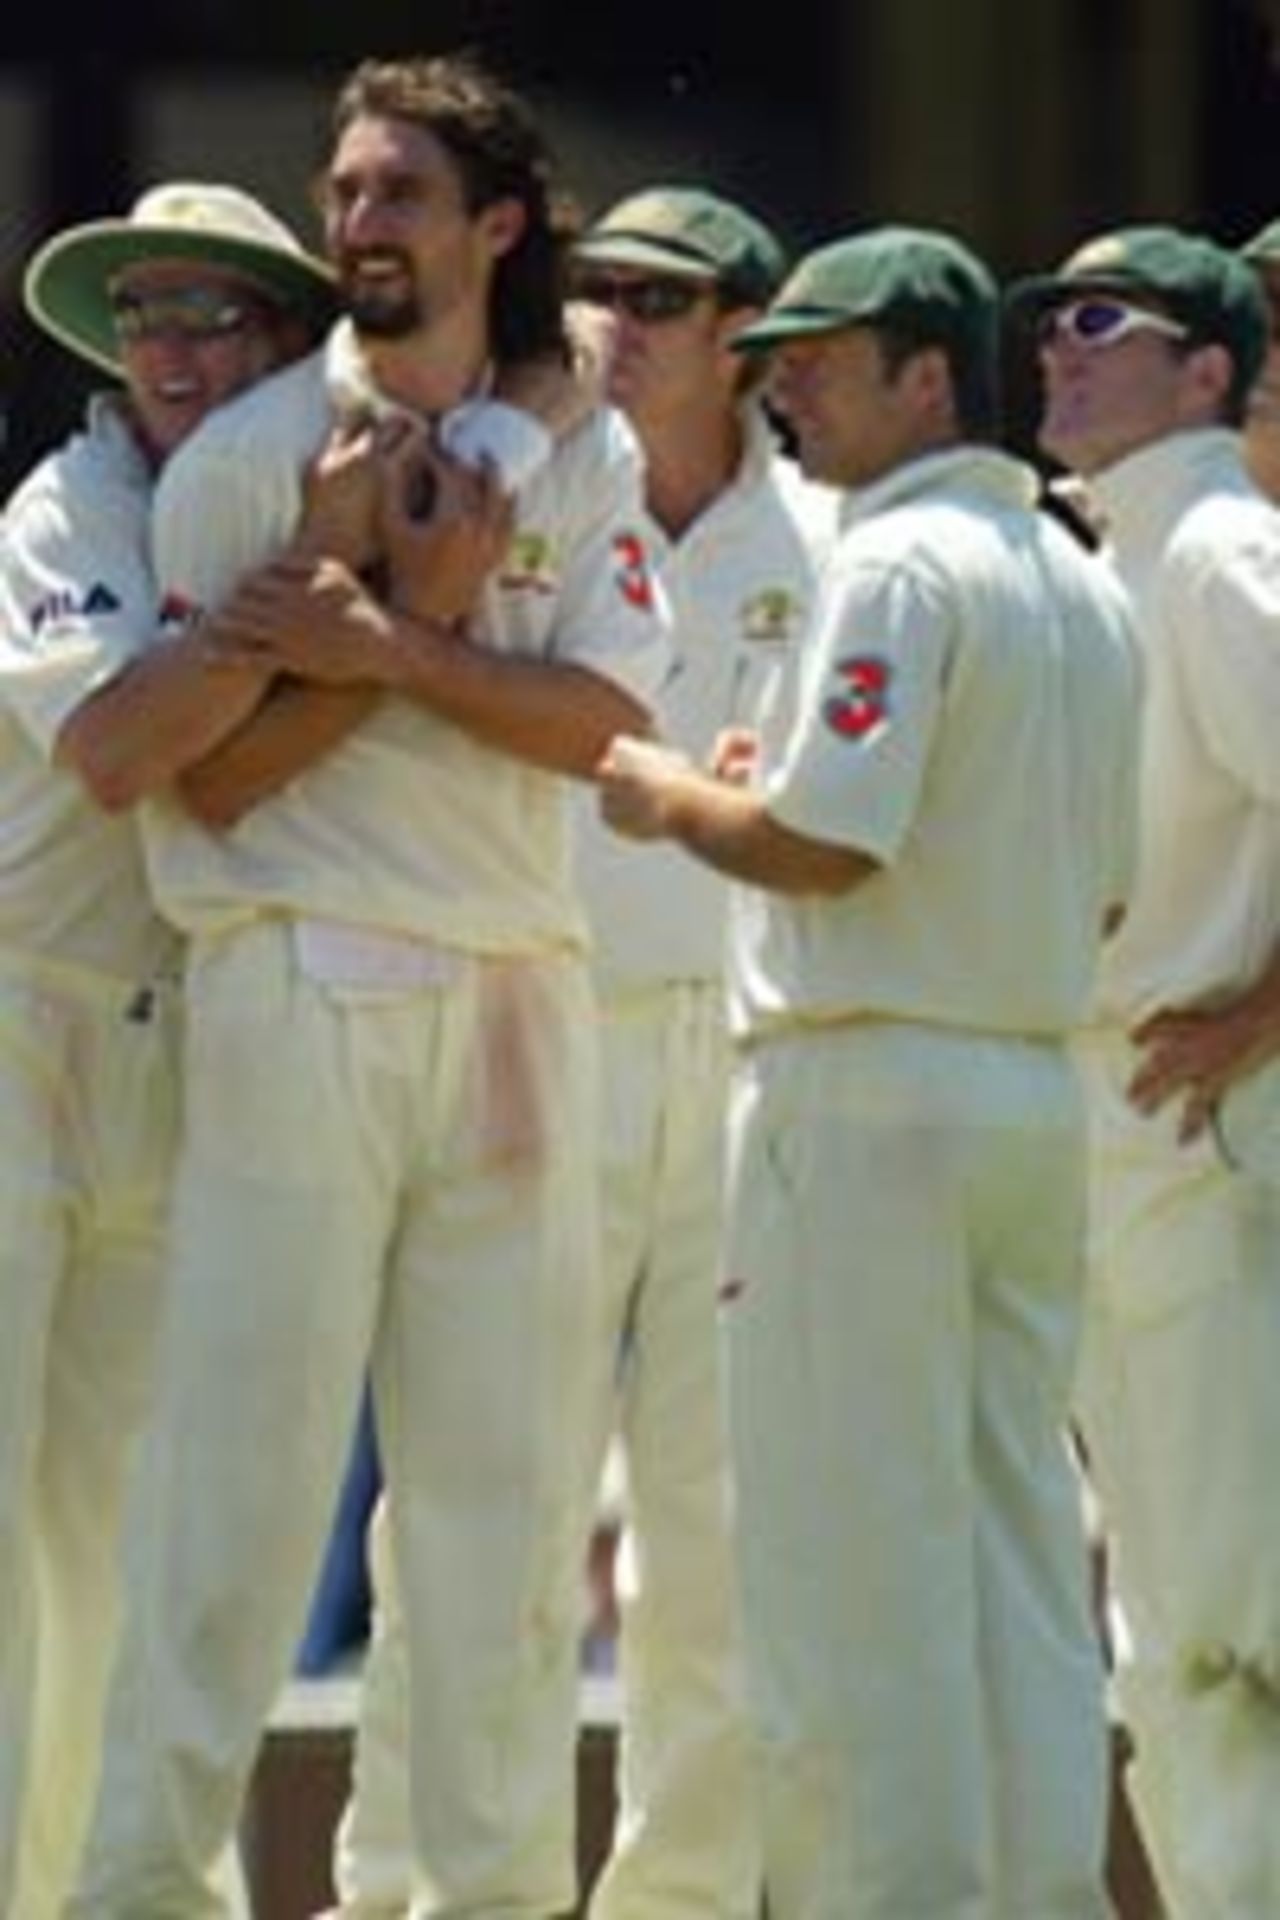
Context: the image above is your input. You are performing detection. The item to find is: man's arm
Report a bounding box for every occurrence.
[54,626,273,813]
[146,421,399,829]
[211,552,650,778]
[175,679,381,830]
[597,735,877,896]
[208,426,655,778]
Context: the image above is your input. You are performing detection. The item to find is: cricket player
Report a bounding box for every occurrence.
[566,187,834,1920]
[327,186,837,1920]
[66,52,666,1920]
[1012,224,1280,1917]
[0,181,333,1920]
[598,226,1141,1919]
[1238,215,1280,502]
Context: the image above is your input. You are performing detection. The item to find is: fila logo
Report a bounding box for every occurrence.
[29,581,121,632]
[823,654,892,742]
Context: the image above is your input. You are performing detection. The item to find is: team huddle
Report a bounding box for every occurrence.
[1,41,1279,1920]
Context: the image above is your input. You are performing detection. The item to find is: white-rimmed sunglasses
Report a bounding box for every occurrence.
[1036,297,1190,352]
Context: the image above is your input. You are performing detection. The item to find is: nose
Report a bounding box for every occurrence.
[127,327,205,365]
[1038,334,1086,377]
[332,189,392,250]
[766,352,803,413]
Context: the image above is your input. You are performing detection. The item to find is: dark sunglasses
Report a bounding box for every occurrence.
[572,274,710,323]
[108,284,262,344]
[1035,297,1189,353]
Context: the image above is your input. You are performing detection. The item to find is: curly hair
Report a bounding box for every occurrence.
[332,53,574,366]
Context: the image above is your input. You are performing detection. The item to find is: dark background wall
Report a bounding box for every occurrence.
[3,0,1280,491]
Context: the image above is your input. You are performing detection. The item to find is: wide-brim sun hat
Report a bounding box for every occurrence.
[24,181,337,376]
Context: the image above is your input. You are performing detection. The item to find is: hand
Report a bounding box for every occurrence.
[379,432,514,625]
[709,726,761,786]
[497,332,604,439]
[296,415,382,571]
[209,554,395,686]
[596,735,694,841]
[1127,1001,1280,1145]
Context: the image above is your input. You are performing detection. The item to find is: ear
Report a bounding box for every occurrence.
[896,343,949,406]
[884,343,956,431]
[477,196,528,263]
[714,300,759,344]
[713,302,761,388]
[1178,339,1234,417]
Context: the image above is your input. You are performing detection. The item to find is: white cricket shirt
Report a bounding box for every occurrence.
[144,323,668,954]
[1089,428,1280,1026]
[731,444,1141,1041]
[575,408,837,987]
[0,397,177,982]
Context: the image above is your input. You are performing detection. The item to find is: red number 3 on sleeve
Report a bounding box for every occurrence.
[613,532,655,611]
[823,654,892,741]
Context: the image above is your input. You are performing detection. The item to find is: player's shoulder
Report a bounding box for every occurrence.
[1174,470,1280,559]
[549,400,644,476]
[763,453,840,553]
[3,442,73,528]
[3,403,146,546]
[174,349,327,474]
[519,402,646,528]
[157,349,328,514]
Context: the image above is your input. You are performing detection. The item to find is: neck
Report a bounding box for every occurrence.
[358,306,493,418]
[121,398,166,474]
[1246,417,1280,505]
[640,404,745,539]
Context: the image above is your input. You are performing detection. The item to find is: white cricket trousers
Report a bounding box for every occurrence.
[724,1021,1111,1920]
[69,918,604,1920]
[0,952,175,1920]
[1074,1028,1280,1919]
[331,981,760,1920]
[584,982,759,1920]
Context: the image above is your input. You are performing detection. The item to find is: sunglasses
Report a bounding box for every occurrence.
[108,284,262,345]
[572,274,710,323]
[1036,297,1190,352]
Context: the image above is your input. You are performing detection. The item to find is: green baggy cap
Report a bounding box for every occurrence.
[731,224,998,365]
[574,186,786,306]
[1006,224,1267,387]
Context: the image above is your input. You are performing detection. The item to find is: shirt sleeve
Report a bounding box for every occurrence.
[1171,528,1280,804]
[153,436,303,623]
[537,411,671,703]
[764,551,952,860]
[0,467,155,754]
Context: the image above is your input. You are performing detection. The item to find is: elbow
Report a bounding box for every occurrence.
[175,775,245,833]
[786,841,880,899]
[84,769,142,815]
[58,742,147,815]
[800,857,872,899]
[55,712,152,814]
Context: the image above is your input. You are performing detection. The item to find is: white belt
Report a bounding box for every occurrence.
[293,917,462,993]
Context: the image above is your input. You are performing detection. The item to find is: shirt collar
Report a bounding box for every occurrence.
[1089,427,1248,555]
[840,442,1038,528]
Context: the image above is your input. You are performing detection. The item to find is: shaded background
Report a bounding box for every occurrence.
[3,0,1280,490]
